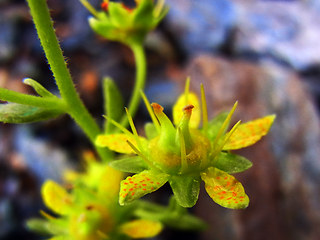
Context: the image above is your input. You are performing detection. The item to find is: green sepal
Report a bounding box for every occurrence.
[26,218,52,235]
[206,111,228,140]
[133,0,154,28]
[88,17,120,41]
[108,1,132,28]
[26,218,67,236]
[134,197,207,231]
[103,77,124,133]
[23,78,55,98]
[109,156,148,173]
[144,122,158,140]
[169,175,200,208]
[0,103,64,123]
[214,152,252,174]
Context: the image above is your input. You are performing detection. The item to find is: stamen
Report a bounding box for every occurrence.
[79,0,99,18]
[154,0,165,17]
[212,101,238,150]
[178,128,188,173]
[126,140,151,166]
[140,91,160,132]
[103,115,134,137]
[184,76,191,105]
[200,83,208,131]
[213,120,241,156]
[125,107,142,150]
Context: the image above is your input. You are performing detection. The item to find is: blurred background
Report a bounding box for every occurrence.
[0,0,320,239]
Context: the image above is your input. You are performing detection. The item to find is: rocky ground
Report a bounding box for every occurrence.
[0,0,320,239]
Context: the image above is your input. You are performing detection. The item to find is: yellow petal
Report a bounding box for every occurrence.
[41,180,72,215]
[121,220,163,238]
[119,170,169,205]
[173,92,200,128]
[98,166,123,197]
[223,115,276,150]
[95,134,142,154]
[201,167,249,209]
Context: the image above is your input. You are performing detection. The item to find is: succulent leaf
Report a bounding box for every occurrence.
[169,175,200,208]
[214,152,252,174]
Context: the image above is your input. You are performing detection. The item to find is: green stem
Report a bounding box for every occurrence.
[26,0,111,161]
[119,43,146,128]
[0,88,66,110]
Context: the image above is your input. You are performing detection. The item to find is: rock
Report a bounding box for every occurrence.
[165,0,236,54]
[177,55,320,240]
[233,0,320,70]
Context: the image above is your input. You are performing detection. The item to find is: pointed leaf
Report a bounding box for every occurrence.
[173,92,200,128]
[95,133,143,154]
[0,103,63,123]
[119,170,169,205]
[206,111,228,140]
[120,219,162,238]
[103,77,124,133]
[201,167,249,209]
[214,152,252,174]
[169,175,200,208]
[223,115,276,150]
[109,156,148,173]
[41,180,73,215]
[23,78,55,98]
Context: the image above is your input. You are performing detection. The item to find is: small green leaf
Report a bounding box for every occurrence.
[214,152,252,174]
[0,103,64,123]
[103,77,124,133]
[109,156,148,173]
[169,175,200,208]
[23,78,55,98]
[206,111,228,140]
[26,218,52,235]
[26,218,67,235]
[144,122,158,140]
[119,170,169,205]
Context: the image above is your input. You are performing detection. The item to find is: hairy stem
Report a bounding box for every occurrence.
[26,0,111,161]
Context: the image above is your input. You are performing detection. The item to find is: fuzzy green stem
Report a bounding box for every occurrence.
[119,43,146,127]
[26,0,111,161]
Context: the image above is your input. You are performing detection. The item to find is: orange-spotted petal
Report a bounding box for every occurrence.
[173,92,200,128]
[41,180,73,215]
[95,133,144,154]
[119,170,169,205]
[120,219,163,238]
[223,115,276,150]
[201,167,249,209]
